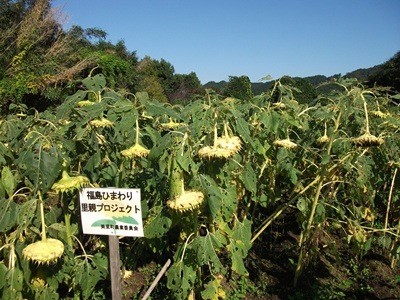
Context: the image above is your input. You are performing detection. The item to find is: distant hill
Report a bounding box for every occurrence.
[343,65,383,82]
[203,64,384,96]
[203,81,227,93]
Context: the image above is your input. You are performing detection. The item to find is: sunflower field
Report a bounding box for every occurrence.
[0,73,399,299]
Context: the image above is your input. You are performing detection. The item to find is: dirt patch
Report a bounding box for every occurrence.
[245,211,400,299]
[121,262,158,300]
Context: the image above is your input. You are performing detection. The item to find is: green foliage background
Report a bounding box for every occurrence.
[0,1,400,299]
[0,72,399,299]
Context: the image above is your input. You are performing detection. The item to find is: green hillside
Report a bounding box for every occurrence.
[203,63,387,96]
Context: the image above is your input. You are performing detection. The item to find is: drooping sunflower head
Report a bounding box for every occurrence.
[273,138,298,149]
[76,100,94,107]
[370,110,390,119]
[352,133,384,147]
[30,268,48,289]
[52,171,90,193]
[89,117,114,128]
[167,190,205,213]
[348,224,367,244]
[198,146,233,159]
[198,136,242,160]
[272,102,286,109]
[317,134,329,144]
[121,143,150,158]
[216,136,242,153]
[31,276,46,289]
[159,120,186,131]
[22,238,64,265]
[362,207,376,222]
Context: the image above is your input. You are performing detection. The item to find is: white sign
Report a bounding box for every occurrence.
[79,188,144,237]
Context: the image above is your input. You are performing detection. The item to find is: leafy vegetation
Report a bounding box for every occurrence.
[1,1,400,299]
[0,71,399,299]
[0,0,203,113]
[368,51,400,94]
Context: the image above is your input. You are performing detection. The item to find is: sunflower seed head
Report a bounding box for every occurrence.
[22,239,64,265]
[167,190,204,213]
[352,133,384,147]
[273,138,298,149]
[121,143,150,158]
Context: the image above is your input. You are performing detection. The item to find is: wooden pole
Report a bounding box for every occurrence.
[109,235,122,300]
[142,259,171,300]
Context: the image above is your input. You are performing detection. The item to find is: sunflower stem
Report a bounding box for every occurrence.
[38,191,47,242]
[294,109,341,286]
[213,122,218,147]
[224,122,229,137]
[388,167,399,269]
[65,213,73,249]
[385,168,397,234]
[361,92,371,134]
[169,158,184,199]
[135,118,140,145]
[391,219,400,268]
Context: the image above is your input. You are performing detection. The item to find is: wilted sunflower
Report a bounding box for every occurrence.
[121,143,150,158]
[52,170,90,193]
[76,100,94,107]
[362,207,376,222]
[317,123,329,144]
[122,119,150,158]
[348,224,367,244]
[198,135,242,159]
[272,102,286,109]
[215,136,242,153]
[273,138,298,149]
[59,119,71,125]
[159,118,186,130]
[353,92,384,147]
[370,110,390,119]
[317,134,329,144]
[22,238,64,265]
[31,276,46,289]
[352,133,384,147]
[198,146,233,159]
[198,122,242,159]
[167,190,204,213]
[89,117,114,128]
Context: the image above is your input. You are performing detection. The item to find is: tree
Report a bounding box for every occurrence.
[153,58,175,98]
[169,72,203,104]
[223,75,253,100]
[85,39,139,90]
[368,51,400,93]
[137,56,168,102]
[136,57,203,103]
[281,76,317,104]
[0,0,95,110]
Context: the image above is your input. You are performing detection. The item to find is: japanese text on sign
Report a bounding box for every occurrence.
[79,188,143,237]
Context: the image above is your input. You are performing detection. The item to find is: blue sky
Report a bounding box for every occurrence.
[53,0,400,84]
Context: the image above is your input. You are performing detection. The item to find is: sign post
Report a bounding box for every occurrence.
[109,235,122,300]
[79,187,144,299]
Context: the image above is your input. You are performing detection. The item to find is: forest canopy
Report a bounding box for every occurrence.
[0,0,203,112]
[0,0,399,113]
